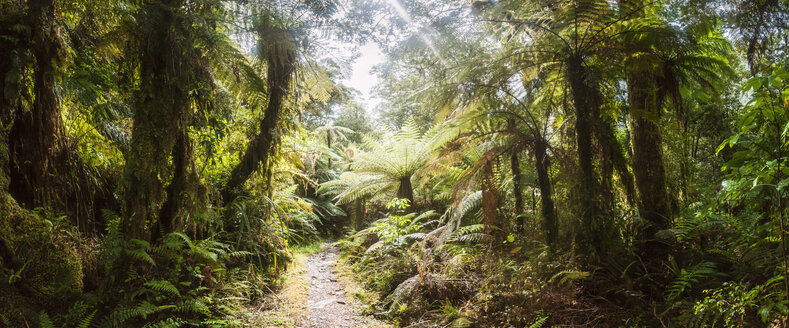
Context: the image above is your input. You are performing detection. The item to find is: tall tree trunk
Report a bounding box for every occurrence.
[534,138,557,248]
[627,71,671,257]
[351,198,363,231]
[565,55,603,254]
[508,120,525,231]
[222,25,296,204]
[9,0,64,208]
[123,0,191,240]
[600,117,637,206]
[326,131,332,169]
[153,129,200,240]
[511,150,524,230]
[482,160,500,239]
[0,9,27,193]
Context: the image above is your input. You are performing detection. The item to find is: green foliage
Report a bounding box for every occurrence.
[693,278,789,326]
[366,199,438,251]
[665,261,719,302]
[4,0,789,327]
[319,121,457,205]
[528,316,548,328]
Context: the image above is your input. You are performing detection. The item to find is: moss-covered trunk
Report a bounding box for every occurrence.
[627,71,671,258]
[154,129,201,240]
[123,0,191,240]
[8,0,64,209]
[222,25,297,204]
[0,7,27,193]
[565,55,603,254]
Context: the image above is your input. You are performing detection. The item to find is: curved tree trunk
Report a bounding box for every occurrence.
[222,25,297,204]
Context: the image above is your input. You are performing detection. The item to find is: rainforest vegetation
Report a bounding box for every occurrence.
[1,0,788,326]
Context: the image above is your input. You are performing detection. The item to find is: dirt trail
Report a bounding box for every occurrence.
[299,244,369,328]
[251,243,389,328]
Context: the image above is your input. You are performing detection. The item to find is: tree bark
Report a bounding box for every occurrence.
[534,138,557,248]
[0,8,27,193]
[627,71,671,257]
[508,120,525,231]
[396,175,415,206]
[565,55,604,254]
[123,0,191,240]
[153,129,200,240]
[351,198,364,231]
[482,161,499,239]
[600,117,637,207]
[222,25,296,204]
[9,0,64,208]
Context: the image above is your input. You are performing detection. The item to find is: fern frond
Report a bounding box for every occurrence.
[175,299,210,315]
[39,312,54,328]
[144,280,180,297]
[125,248,155,266]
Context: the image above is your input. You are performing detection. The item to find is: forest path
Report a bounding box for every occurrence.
[249,243,390,328]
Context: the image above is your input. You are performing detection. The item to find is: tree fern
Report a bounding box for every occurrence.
[320,121,457,205]
[448,224,491,244]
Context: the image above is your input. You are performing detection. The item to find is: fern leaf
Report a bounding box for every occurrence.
[144,280,180,297]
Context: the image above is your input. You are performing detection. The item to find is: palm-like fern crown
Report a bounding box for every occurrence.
[319,119,459,205]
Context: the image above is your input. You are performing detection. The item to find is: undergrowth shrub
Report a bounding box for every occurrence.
[338,198,589,327]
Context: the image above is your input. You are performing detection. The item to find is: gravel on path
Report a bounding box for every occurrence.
[299,244,374,328]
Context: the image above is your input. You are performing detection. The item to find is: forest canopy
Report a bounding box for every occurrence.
[1,0,788,327]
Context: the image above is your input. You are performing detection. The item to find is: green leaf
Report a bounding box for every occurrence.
[741,111,758,130]
[716,138,729,155]
[782,122,789,139]
[760,304,773,322]
[764,105,775,121]
[745,77,762,92]
[779,178,789,192]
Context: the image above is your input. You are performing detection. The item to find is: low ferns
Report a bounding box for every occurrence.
[364,199,438,253]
